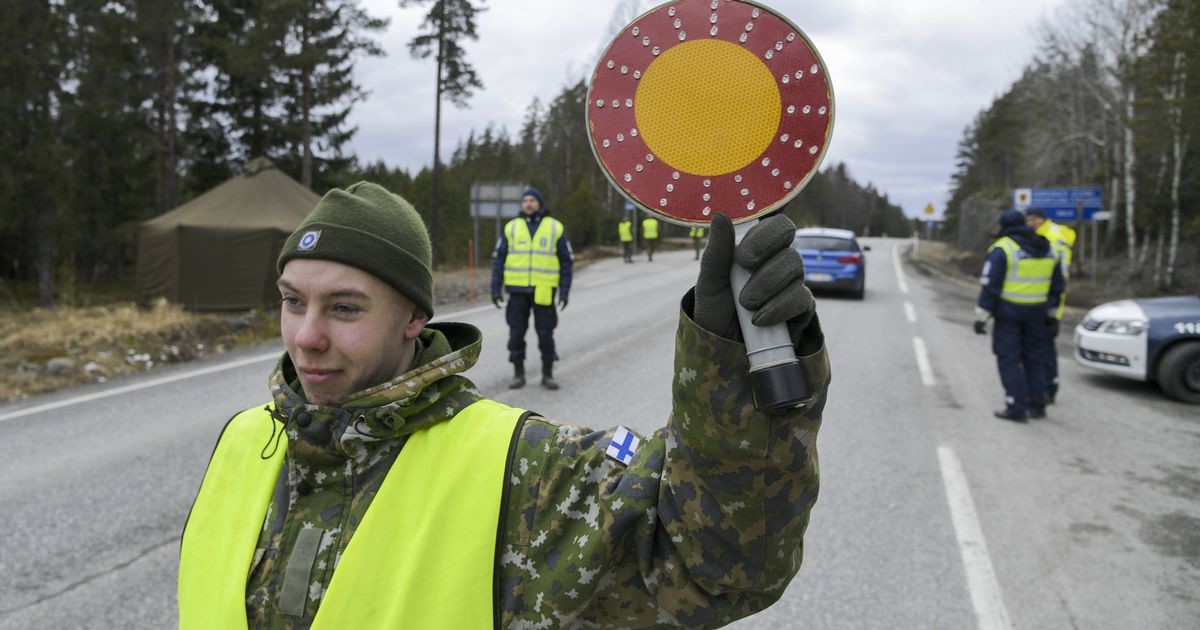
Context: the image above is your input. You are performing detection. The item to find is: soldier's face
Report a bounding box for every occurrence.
[1025,215,1043,228]
[522,195,540,215]
[277,259,429,405]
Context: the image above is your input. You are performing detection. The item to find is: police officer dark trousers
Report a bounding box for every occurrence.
[974,210,1065,422]
[492,188,573,389]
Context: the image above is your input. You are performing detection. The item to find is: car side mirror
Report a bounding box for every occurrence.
[862,245,872,252]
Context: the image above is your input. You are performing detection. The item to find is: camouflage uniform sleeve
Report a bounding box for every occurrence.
[498,296,830,629]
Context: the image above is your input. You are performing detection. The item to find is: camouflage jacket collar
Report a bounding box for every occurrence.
[267,322,485,455]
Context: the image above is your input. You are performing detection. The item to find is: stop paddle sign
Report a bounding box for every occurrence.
[586,0,833,226]
[586,0,835,411]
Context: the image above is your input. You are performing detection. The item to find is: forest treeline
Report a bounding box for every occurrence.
[1,0,907,307]
[948,0,1199,291]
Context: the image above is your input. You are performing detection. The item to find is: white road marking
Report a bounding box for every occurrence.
[912,336,936,386]
[892,244,910,294]
[938,446,1014,630]
[904,301,917,323]
[0,351,280,424]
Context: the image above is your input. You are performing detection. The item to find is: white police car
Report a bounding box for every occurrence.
[1074,294,1200,403]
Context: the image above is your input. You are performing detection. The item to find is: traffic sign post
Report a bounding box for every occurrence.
[471,181,527,270]
[1013,187,1104,222]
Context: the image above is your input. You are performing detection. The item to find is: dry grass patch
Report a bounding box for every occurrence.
[0,298,279,403]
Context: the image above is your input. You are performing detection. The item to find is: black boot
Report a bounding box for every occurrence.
[541,361,559,390]
[509,362,526,389]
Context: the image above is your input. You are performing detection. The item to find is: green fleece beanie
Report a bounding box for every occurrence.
[278,182,434,316]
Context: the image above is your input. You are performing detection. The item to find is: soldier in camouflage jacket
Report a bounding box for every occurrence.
[183,183,829,629]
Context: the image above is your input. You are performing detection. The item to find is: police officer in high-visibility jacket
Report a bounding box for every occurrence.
[973,210,1065,422]
[1024,208,1076,404]
[491,188,573,390]
[689,226,706,260]
[642,216,659,261]
[618,217,634,263]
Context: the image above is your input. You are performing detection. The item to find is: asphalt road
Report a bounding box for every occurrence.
[0,240,1196,629]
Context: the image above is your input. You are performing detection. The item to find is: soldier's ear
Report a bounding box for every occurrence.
[404,309,429,340]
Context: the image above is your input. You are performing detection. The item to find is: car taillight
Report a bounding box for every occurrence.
[836,253,861,264]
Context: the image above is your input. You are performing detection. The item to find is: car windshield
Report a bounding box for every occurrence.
[793,236,857,251]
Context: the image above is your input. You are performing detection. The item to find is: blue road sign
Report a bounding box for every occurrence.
[1013,187,1105,222]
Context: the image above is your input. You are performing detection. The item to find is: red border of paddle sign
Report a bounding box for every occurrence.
[587,0,834,225]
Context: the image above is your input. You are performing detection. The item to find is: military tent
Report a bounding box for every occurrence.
[136,157,320,310]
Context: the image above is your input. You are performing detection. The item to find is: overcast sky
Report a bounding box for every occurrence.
[348,0,1068,218]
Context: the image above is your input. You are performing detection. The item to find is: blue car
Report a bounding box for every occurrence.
[792,227,868,299]
[1074,294,1200,403]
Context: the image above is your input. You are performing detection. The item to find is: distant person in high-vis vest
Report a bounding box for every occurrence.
[1024,208,1075,404]
[491,188,573,389]
[690,226,706,260]
[973,210,1065,422]
[642,216,659,261]
[177,181,833,628]
[618,217,634,263]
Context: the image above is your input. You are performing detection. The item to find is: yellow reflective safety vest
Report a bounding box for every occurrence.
[689,227,705,238]
[987,236,1055,305]
[1036,220,1074,317]
[503,216,563,297]
[178,399,525,629]
[618,220,633,242]
[1035,220,1074,278]
[642,217,659,239]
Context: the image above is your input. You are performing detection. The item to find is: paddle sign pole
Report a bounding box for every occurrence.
[586,0,834,412]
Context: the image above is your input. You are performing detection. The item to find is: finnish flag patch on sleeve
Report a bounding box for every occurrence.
[606,426,640,466]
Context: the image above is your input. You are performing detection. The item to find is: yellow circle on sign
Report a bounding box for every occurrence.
[635,39,780,176]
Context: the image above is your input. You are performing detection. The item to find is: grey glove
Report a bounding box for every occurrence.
[694,213,815,343]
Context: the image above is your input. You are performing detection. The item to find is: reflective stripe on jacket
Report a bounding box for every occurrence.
[618,220,633,242]
[179,399,525,629]
[503,216,563,288]
[642,218,659,239]
[988,236,1055,305]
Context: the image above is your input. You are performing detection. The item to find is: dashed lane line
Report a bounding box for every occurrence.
[913,336,936,386]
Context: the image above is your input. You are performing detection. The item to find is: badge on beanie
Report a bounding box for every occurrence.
[298,230,321,251]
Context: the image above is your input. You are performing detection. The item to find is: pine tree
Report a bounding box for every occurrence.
[401,0,485,267]
[277,0,386,189]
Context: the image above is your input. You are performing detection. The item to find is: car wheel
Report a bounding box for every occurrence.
[1156,341,1200,404]
[851,275,865,300]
